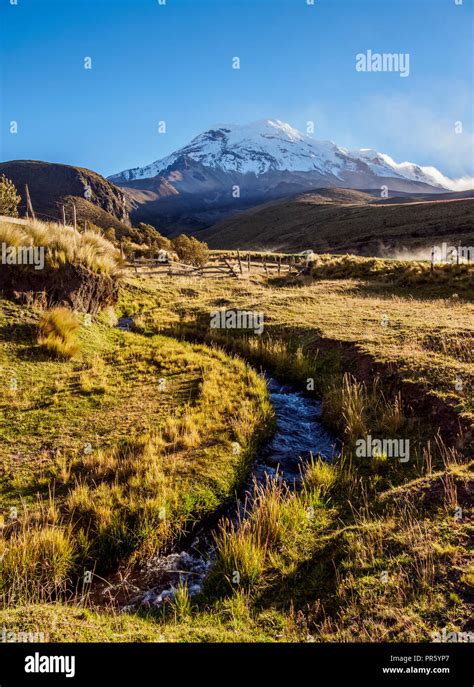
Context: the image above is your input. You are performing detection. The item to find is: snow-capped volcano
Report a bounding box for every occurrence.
[113,119,353,180]
[109,119,455,191]
[109,119,473,233]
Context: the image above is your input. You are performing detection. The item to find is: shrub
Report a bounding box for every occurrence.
[137,223,173,251]
[173,234,209,267]
[38,307,80,359]
[0,175,21,217]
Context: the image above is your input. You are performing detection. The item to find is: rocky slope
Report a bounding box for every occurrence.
[0,160,131,232]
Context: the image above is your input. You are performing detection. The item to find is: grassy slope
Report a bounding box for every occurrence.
[1,460,471,643]
[0,265,472,642]
[117,267,474,423]
[0,219,121,276]
[0,294,272,590]
[200,193,474,255]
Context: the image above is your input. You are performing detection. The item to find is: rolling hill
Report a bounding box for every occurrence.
[198,188,474,256]
[0,160,132,234]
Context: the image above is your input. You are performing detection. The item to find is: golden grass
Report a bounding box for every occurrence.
[37,307,80,359]
[310,253,474,289]
[0,505,76,605]
[0,267,471,642]
[0,219,121,276]
[209,476,313,594]
[303,457,338,498]
[118,269,473,423]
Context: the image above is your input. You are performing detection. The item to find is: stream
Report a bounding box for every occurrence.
[98,369,338,611]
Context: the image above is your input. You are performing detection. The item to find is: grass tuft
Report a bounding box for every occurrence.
[37,307,80,359]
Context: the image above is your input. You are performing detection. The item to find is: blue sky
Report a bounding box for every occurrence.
[1,0,472,180]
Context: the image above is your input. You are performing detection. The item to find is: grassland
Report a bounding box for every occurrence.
[118,259,474,427]
[0,254,472,642]
[200,191,474,256]
[0,295,272,604]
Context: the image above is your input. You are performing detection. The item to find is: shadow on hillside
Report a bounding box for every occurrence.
[0,321,36,344]
[253,534,343,614]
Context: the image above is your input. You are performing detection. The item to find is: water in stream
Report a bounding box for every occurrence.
[101,371,338,611]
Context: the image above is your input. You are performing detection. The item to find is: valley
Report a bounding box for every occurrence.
[0,216,471,642]
[1,0,472,673]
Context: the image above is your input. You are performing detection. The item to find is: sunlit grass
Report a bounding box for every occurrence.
[37,307,80,360]
[0,219,121,276]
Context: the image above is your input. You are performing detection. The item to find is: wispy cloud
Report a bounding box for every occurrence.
[298,91,473,187]
[361,93,474,180]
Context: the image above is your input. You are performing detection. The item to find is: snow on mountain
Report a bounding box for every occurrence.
[345,149,440,185]
[112,120,348,181]
[169,119,347,177]
[109,119,459,191]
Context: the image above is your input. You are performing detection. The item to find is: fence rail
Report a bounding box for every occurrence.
[128,251,310,279]
[0,214,74,229]
[0,215,33,226]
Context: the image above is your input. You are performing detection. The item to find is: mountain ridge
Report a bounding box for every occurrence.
[108,119,473,232]
[109,119,466,192]
[0,160,132,233]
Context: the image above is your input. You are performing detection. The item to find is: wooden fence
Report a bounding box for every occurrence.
[128,251,310,278]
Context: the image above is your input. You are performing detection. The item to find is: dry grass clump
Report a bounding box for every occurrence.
[303,456,338,498]
[37,307,80,359]
[322,373,406,444]
[0,219,121,276]
[208,476,317,595]
[0,503,76,605]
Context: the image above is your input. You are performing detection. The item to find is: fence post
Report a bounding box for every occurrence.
[72,204,77,231]
[237,249,243,274]
[25,184,36,221]
[61,205,66,226]
[247,253,251,273]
